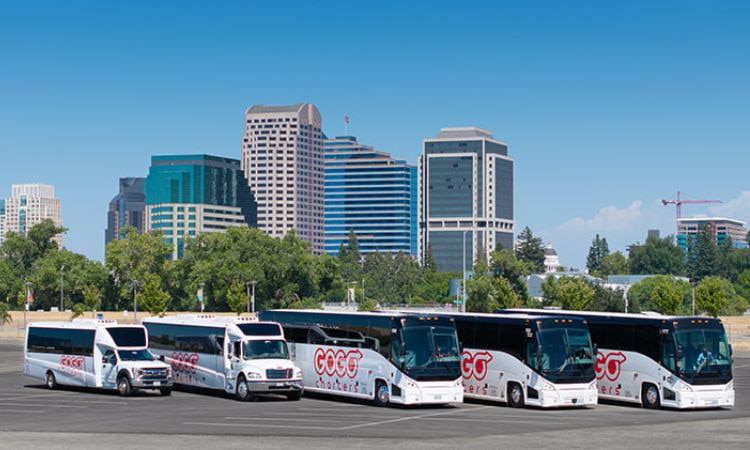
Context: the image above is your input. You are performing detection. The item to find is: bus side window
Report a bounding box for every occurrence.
[233,341,242,359]
[308,328,326,345]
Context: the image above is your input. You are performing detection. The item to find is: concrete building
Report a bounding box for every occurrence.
[0,199,5,243]
[419,127,514,272]
[324,135,417,256]
[241,103,324,253]
[105,177,146,246]
[1,184,63,245]
[676,216,748,250]
[145,155,257,259]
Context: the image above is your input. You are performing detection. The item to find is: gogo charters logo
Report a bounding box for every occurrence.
[171,352,199,374]
[462,350,493,381]
[596,351,627,381]
[313,348,363,379]
[59,355,84,375]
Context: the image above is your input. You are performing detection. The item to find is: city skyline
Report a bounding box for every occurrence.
[1,1,748,268]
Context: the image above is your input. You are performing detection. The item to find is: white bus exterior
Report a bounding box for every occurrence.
[24,319,173,396]
[142,315,303,401]
[258,310,464,406]
[500,309,735,409]
[443,312,597,408]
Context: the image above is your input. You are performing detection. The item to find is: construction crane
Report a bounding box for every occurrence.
[661,191,721,235]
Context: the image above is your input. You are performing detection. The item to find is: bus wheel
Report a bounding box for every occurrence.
[508,383,524,408]
[286,391,302,401]
[235,375,253,402]
[159,387,173,396]
[117,375,133,397]
[642,384,660,409]
[45,371,57,390]
[374,381,390,407]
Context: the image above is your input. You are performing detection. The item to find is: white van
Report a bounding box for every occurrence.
[24,319,173,396]
[142,315,303,401]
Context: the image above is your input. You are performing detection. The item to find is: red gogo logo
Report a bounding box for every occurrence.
[462,351,493,381]
[313,348,363,378]
[171,352,199,374]
[59,355,84,373]
[596,351,627,381]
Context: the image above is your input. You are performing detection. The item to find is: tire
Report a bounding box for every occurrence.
[235,375,253,402]
[642,384,660,409]
[117,375,133,397]
[45,371,58,390]
[373,380,390,407]
[507,383,524,408]
[286,390,302,401]
[159,387,173,396]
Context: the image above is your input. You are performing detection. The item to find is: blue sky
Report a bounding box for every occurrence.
[1,1,748,268]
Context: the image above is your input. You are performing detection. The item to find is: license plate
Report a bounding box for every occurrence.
[275,383,284,387]
[154,381,161,386]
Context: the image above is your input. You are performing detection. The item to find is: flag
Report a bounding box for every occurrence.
[344,116,350,124]
[27,287,34,305]
[197,287,204,304]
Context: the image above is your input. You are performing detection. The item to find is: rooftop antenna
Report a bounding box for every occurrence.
[344,115,350,135]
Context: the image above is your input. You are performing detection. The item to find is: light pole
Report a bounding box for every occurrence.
[132,280,139,322]
[361,278,365,304]
[24,281,32,328]
[250,280,257,314]
[59,265,65,311]
[462,230,469,313]
[198,282,205,312]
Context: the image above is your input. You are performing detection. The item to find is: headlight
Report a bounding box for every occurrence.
[246,372,263,380]
[541,382,554,391]
[725,381,734,391]
[677,382,694,392]
[293,368,302,378]
[588,381,597,390]
[454,379,463,387]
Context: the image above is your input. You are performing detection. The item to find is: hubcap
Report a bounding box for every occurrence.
[47,375,53,387]
[647,387,658,405]
[238,381,248,398]
[378,385,389,403]
[119,379,127,393]
[512,386,522,403]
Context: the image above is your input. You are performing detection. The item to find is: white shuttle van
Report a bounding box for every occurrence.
[24,319,173,396]
[142,315,303,401]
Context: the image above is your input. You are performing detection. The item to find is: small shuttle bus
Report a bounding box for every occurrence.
[24,319,173,396]
[499,309,735,409]
[142,315,303,401]
[258,310,464,406]
[436,312,597,408]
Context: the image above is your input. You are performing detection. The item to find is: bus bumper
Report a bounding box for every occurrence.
[396,380,464,405]
[534,384,598,408]
[667,382,734,409]
[246,379,304,393]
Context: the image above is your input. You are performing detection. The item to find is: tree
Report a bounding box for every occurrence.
[27,219,67,258]
[489,248,531,299]
[71,303,86,319]
[226,280,247,316]
[515,227,545,273]
[628,236,685,276]
[686,227,719,282]
[588,285,626,312]
[0,303,11,326]
[137,274,171,316]
[362,252,422,304]
[338,231,362,282]
[651,280,684,315]
[586,234,610,274]
[358,297,378,312]
[541,276,595,310]
[106,227,171,305]
[29,249,107,311]
[594,252,629,278]
[82,284,101,317]
[466,275,518,313]
[423,244,438,272]
[627,275,690,315]
[695,276,732,318]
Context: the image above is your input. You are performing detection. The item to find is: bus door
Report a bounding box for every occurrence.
[101,348,118,387]
[226,331,244,388]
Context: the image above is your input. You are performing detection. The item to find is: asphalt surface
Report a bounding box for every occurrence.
[1,341,749,448]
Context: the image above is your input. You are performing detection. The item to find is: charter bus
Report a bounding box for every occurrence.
[142,315,303,401]
[24,319,173,396]
[258,310,464,406]
[498,309,735,409]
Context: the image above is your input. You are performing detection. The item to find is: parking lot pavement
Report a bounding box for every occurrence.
[1,342,748,447]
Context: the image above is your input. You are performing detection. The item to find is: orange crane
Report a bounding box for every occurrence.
[661,191,721,235]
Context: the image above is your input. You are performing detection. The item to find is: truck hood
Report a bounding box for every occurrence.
[121,360,171,370]
[241,358,297,372]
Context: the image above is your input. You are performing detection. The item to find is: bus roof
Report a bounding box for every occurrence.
[498,308,722,323]
[27,319,136,330]
[380,309,587,323]
[263,309,450,319]
[141,314,261,327]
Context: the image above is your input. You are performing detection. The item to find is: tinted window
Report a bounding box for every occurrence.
[475,321,500,351]
[106,327,147,347]
[498,323,525,358]
[237,323,282,336]
[144,323,223,355]
[283,325,309,343]
[455,318,476,348]
[27,327,95,356]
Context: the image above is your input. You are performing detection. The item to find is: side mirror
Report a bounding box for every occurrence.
[158,355,165,362]
[459,342,464,353]
[592,343,598,358]
[102,357,108,364]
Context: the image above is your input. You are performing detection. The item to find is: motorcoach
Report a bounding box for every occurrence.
[142,315,303,401]
[498,309,734,409]
[258,310,464,406]
[24,319,172,396]
[424,312,597,408]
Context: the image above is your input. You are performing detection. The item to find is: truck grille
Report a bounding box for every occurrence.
[141,368,169,381]
[266,369,292,380]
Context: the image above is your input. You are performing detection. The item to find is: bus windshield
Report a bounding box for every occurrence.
[531,326,595,383]
[674,328,732,383]
[117,349,155,361]
[397,325,461,381]
[243,340,289,360]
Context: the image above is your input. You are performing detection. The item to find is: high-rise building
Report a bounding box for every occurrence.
[105,177,146,246]
[145,154,257,259]
[241,103,324,253]
[1,184,63,245]
[677,216,748,251]
[419,127,514,272]
[0,199,5,243]
[324,135,417,256]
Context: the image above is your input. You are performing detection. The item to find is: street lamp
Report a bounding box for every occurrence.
[59,265,65,311]
[131,280,139,322]
[462,230,470,313]
[249,280,257,314]
[24,281,32,328]
[198,282,205,312]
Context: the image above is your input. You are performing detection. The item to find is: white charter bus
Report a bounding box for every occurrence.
[444,312,597,408]
[24,319,173,396]
[500,309,735,409]
[142,315,303,401]
[258,310,464,406]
